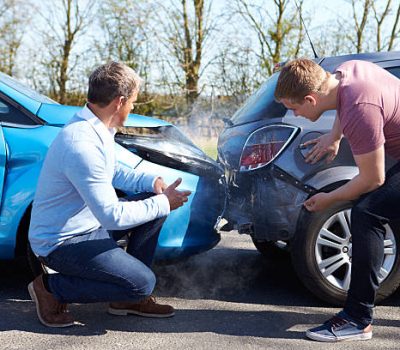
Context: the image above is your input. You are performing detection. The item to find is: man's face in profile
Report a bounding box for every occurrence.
[113,91,138,127]
[280,96,322,122]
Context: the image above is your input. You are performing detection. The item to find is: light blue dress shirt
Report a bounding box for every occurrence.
[29,105,170,257]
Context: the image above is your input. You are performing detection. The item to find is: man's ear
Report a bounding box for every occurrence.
[114,96,125,110]
[304,94,317,106]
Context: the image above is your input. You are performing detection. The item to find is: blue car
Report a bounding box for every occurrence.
[0,72,226,272]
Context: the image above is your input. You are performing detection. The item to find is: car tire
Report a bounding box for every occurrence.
[251,237,289,260]
[291,202,400,306]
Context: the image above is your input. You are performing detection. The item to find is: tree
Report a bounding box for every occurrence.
[388,2,400,50]
[372,0,392,51]
[210,36,264,104]
[154,0,216,106]
[96,0,153,99]
[36,0,96,104]
[0,0,30,76]
[372,0,400,51]
[351,0,372,53]
[311,20,354,57]
[233,0,305,76]
[97,1,149,73]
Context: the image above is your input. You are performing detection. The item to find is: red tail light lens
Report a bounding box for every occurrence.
[240,142,285,167]
[239,125,297,172]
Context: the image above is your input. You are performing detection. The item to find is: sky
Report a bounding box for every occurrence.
[13,0,400,93]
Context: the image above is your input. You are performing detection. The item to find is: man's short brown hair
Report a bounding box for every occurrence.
[88,61,142,107]
[274,58,329,103]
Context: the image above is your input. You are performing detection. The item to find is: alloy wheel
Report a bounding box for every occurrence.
[315,209,397,291]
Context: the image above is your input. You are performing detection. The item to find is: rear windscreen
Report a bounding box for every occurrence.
[230,72,287,125]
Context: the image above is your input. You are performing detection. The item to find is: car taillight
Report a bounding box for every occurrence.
[239,125,298,172]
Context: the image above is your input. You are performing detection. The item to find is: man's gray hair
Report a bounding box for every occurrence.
[87,61,142,107]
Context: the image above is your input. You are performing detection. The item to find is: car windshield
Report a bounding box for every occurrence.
[0,72,57,104]
[230,72,287,125]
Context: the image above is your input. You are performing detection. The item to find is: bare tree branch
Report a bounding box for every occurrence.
[0,0,31,75]
[352,0,372,53]
[36,0,97,103]
[388,2,400,50]
[372,0,391,51]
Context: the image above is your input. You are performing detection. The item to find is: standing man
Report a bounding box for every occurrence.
[28,61,191,327]
[274,58,400,342]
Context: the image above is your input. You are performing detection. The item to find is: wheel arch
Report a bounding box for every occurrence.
[304,166,358,191]
[294,166,357,238]
[295,179,351,240]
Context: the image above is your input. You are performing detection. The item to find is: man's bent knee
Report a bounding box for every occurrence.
[126,269,156,298]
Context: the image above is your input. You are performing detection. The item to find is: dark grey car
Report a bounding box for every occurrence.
[218,51,400,305]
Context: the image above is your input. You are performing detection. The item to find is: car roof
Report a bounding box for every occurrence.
[0,72,57,114]
[37,103,172,127]
[319,51,400,72]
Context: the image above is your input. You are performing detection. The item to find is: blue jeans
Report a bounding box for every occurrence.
[344,161,400,326]
[41,216,166,304]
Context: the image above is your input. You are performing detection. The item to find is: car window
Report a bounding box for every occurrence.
[386,67,400,79]
[230,72,287,126]
[0,98,36,125]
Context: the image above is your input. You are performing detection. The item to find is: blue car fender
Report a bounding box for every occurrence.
[0,125,58,258]
[0,160,41,258]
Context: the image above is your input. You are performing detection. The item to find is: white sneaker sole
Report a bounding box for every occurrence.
[28,282,75,328]
[306,329,373,342]
[108,307,175,318]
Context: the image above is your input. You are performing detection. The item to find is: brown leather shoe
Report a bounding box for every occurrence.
[28,274,75,327]
[108,296,175,318]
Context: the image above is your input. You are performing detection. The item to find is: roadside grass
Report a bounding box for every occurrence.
[192,137,218,159]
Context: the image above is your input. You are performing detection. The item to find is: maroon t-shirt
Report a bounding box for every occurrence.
[336,60,400,159]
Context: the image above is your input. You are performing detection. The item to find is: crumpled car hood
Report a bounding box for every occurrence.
[115,126,224,178]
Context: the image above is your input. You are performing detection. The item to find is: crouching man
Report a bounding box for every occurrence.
[28,61,191,327]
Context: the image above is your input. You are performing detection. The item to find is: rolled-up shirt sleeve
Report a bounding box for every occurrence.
[63,141,170,230]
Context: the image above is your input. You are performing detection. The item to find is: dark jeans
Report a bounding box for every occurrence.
[344,161,400,326]
[41,216,166,304]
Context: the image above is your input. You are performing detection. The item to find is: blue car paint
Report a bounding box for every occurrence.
[111,144,221,259]
[0,125,58,258]
[0,80,42,115]
[0,127,6,205]
[37,103,171,128]
[0,81,222,261]
[112,141,219,259]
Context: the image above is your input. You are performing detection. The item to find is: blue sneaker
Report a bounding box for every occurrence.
[306,312,372,342]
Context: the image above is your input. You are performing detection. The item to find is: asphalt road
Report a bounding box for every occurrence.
[1,231,399,350]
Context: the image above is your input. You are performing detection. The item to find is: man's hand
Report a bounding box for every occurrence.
[304,146,386,212]
[304,192,335,212]
[153,177,167,194]
[163,178,192,211]
[303,133,341,164]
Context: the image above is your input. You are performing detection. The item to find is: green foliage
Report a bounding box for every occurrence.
[48,90,86,106]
